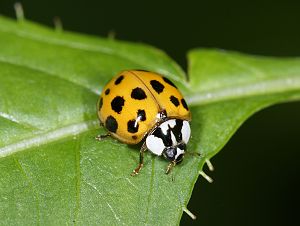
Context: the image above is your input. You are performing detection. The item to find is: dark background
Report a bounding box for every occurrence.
[1,1,299,225]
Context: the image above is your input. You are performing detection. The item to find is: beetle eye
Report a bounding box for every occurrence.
[175,154,184,164]
[177,143,186,151]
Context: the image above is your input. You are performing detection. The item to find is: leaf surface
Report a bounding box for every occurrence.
[0,16,299,225]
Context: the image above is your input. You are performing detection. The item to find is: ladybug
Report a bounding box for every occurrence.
[97,70,191,175]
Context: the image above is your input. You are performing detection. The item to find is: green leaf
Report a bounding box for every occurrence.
[0,16,299,225]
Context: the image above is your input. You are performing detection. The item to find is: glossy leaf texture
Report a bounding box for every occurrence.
[0,16,300,225]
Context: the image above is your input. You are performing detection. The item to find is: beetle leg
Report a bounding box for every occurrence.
[95,133,110,141]
[131,143,147,176]
[165,160,176,174]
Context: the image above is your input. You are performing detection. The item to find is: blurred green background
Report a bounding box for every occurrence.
[1,0,299,225]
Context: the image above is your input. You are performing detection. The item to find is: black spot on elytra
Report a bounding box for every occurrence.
[132,135,137,140]
[181,98,189,110]
[163,76,177,88]
[131,87,147,100]
[150,80,164,94]
[137,109,146,121]
[127,120,139,133]
[170,95,180,107]
[111,96,125,114]
[98,97,103,110]
[105,88,110,95]
[114,75,124,85]
[105,116,118,133]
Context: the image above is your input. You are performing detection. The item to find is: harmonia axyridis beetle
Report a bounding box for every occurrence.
[96,70,191,176]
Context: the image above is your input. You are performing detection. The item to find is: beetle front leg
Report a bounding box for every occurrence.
[131,143,147,176]
[165,161,176,174]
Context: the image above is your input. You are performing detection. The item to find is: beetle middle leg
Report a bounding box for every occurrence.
[95,121,111,141]
[95,133,111,141]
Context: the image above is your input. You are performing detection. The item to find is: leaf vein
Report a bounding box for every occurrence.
[225,53,265,78]
[0,112,39,130]
[0,23,187,86]
[83,180,123,224]
[13,157,40,225]
[144,157,155,226]
[0,27,151,75]
[74,139,81,225]
[0,57,98,95]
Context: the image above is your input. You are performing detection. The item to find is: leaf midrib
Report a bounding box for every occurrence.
[2,74,300,158]
[187,74,300,106]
